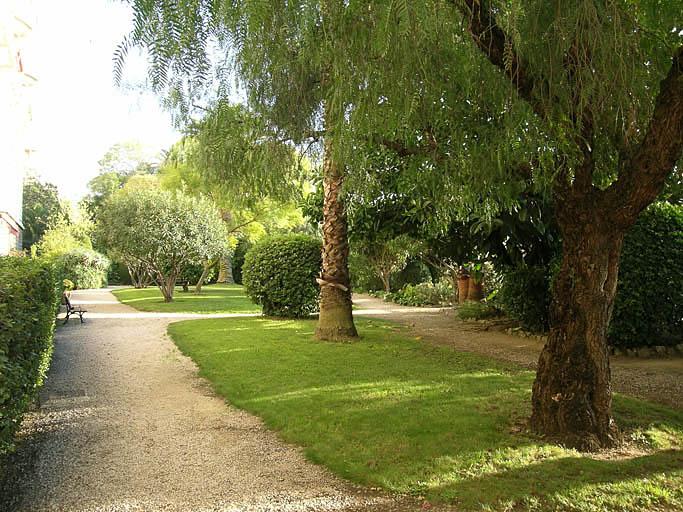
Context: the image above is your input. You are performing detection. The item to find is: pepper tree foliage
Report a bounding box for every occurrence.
[96,187,229,301]
[159,133,306,240]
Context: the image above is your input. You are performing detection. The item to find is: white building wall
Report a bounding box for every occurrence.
[0,0,36,254]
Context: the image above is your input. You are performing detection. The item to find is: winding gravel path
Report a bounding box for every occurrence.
[4,289,421,512]
[353,295,683,409]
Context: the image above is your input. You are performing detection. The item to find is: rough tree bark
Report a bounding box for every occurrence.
[315,107,358,340]
[531,201,623,450]
[455,0,683,449]
[216,255,234,284]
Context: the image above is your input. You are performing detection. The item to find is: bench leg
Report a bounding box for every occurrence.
[79,313,85,323]
[63,311,70,325]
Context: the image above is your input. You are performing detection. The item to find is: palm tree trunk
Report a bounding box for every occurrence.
[315,106,358,341]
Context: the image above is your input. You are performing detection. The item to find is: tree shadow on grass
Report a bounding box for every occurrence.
[427,448,683,510]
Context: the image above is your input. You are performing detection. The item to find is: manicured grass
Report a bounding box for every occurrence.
[112,284,261,314]
[168,317,683,511]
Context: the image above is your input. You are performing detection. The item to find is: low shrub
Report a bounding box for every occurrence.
[0,257,60,455]
[610,202,683,347]
[243,235,322,317]
[456,301,501,320]
[387,280,454,307]
[54,248,110,289]
[496,265,551,332]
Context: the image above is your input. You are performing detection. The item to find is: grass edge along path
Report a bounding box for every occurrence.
[168,316,683,512]
[112,284,261,314]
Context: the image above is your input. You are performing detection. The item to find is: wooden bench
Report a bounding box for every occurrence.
[63,293,87,324]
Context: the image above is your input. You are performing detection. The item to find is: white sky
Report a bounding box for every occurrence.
[28,0,179,202]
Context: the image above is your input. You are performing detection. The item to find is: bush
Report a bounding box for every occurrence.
[243,235,322,317]
[496,265,551,332]
[387,280,454,306]
[107,260,131,286]
[54,248,110,289]
[232,238,253,285]
[0,257,60,455]
[391,259,433,291]
[610,202,683,347]
[349,252,384,292]
[457,301,501,320]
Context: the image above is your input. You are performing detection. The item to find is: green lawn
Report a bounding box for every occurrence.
[112,284,261,314]
[168,317,683,511]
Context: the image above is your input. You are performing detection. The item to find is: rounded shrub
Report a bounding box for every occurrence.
[55,248,110,289]
[243,235,322,318]
[610,202,683,348]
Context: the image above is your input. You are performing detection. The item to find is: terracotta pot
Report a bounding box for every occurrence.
[457,275,470,304]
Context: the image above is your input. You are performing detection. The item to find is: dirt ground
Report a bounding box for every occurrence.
[353,295,683,410]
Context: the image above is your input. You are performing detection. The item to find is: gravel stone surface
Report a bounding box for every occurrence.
[5,289,430,512]
[354,295,683,410]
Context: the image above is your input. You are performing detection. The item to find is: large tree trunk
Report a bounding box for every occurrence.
[315,117,358,341]
[531,207,624,450]
[216,254,234,284]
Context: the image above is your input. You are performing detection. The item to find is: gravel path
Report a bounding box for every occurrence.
[354,295,683,409]
[4,289,424,512]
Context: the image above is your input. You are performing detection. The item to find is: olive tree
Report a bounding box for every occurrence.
[97,188,229,302]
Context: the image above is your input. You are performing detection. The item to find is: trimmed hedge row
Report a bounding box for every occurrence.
[610,202,683,347]
[243,235,322,318]
[495,202,683,348]
[0,257,60,455]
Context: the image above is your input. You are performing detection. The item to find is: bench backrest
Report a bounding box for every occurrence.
[62,293,74,311]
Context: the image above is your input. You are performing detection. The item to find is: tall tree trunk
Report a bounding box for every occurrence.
[315,111,358,341]
[216,255,234,284]
[531,207,623,450]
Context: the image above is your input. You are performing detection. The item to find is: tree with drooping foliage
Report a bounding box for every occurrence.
[120,0,363,340]
[343,0,683,449]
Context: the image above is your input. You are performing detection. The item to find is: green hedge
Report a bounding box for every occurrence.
[232,238,253,285]
[494,203,683,346]
[496,265,552,332]
[54,248,110,289]
[243,235,322,318]
[610,202,683,347]
[0,257,60,455]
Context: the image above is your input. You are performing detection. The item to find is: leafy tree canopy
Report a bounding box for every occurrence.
[22,176,67,249]
[96,187,229,301]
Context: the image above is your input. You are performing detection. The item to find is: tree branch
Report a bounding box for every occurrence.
[606,46,683,226]
[452,0,547,118]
